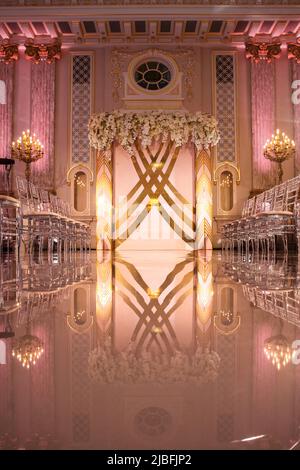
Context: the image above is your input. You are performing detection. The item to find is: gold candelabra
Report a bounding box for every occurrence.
[12,334,44,369]
[220,173,233,188]
[11,129,44,184]
[263,129,295,185]
[264,334,291,371]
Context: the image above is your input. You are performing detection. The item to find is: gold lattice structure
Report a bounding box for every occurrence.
[96,141,212,250]
[95,251,215,354]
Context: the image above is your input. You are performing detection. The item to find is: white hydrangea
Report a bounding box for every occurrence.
[88,338,220,386]
[88,110,220,156]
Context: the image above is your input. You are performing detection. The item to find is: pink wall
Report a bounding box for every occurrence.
[4,45,297,247]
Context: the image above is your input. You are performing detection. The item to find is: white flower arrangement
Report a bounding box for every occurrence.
[88,338,220,386]
[88,110,220,156]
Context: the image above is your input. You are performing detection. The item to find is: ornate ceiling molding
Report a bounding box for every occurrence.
[24,38,61,64]
[0,1,300,5]
[245,40,281,63]
[2,2,300,18]
[0,40,19,64]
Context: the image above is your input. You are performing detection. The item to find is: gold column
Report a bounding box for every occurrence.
[195,149,213,250]
[96,251,113,337]
[96,150,113,250]
[196,251,213,337]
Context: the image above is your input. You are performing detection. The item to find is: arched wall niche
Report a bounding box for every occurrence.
[214,163,240,215]
[214,285,241,335]
[67,285,93,333]
[67,164,94,216]
[220,170,233,211]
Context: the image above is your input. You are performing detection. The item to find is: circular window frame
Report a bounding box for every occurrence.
[128,52,179,96]
[134,61,172,91]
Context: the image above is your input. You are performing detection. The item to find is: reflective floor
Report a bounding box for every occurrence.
[1,250,300,450]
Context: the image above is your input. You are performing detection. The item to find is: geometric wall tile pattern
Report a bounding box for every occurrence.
[216,334,236,443]
[215,54,236,162]
[72,55,91,163]
[71,332,91,444]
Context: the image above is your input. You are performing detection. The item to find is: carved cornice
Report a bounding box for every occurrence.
[112,47,194,60]
[245,41,281,63]
[288,42,300,64]
[0,40,19,64]
[24,39,61,64]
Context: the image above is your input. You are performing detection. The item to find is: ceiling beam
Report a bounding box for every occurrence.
[45,21,58,38]
[70,20,82,39]
[0,23,10,39]
[174,21,183,40]
[97,21,107,42]
[199,21,209,38]
[223,20,236,39]
[124,21,132,40]
[19,22,34,38]
[248,21,262,37]
[149,21,157,40]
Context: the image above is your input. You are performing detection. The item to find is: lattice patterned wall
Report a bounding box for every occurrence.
[213,54,236,163]
[216,334,236,443]
[71,54,93,164]
[71,332,91,444]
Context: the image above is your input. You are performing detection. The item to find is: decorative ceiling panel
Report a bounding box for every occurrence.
[1,1,300,46]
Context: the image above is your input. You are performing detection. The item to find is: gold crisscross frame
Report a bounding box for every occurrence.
[96,142,212,250]
[114,253,195,353]
[113,140,195,248]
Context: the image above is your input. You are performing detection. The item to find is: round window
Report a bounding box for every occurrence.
[134,61,172,91]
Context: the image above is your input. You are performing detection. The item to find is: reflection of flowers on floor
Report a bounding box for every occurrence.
[88,338,220,386]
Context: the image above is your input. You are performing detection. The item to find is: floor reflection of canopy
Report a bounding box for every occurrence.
[2,252,300,450]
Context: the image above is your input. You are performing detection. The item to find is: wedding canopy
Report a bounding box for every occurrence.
[89,110,220,251]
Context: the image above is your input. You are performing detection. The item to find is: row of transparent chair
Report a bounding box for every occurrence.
[0,195,21,257]
[16,176,91,256]
[243,285,300,329]
[0,252,92,330]
[221,175,300,256]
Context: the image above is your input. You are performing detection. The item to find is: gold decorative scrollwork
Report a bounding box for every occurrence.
[245,40,281,63]
[288,42,300,64]
[111,47,195,103]
[0,40,18,64]
[24,39,61,64]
